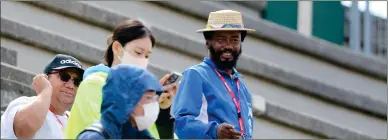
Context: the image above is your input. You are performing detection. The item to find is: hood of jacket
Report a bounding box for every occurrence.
[100,64,163,138]
[82,64,110,80]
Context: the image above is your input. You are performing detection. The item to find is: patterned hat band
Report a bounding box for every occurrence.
[206,24,244,29]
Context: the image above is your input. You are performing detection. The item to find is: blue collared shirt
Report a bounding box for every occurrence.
[172,57,254,139]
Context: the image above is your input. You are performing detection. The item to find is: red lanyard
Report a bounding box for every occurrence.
[212,69,245,136]
[49,107,69,129]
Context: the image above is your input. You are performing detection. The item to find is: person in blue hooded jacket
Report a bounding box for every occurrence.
[171,10,255,139]
[77,64,164,139]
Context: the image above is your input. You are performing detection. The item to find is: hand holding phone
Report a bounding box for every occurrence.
[158,72,181,109]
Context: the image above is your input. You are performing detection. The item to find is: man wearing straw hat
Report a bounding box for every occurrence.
[171,10,255,139]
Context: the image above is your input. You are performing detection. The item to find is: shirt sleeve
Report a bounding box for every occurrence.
[155,107,174,139]
[1,96,34,139]
[171,69,219,139]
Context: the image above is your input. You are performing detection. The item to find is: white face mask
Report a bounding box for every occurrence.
[117,47,149,69]
[133,102,160,131]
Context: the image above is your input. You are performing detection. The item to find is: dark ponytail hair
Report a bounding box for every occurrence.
[104,20,155,67]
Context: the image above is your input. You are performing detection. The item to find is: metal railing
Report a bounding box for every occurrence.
[347,1,387,59]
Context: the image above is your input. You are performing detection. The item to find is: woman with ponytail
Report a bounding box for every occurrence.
[64,20,178,139]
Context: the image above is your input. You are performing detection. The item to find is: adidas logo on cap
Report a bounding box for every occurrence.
[60,59,81,68]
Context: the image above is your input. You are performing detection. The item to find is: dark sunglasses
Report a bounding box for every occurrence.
[47,71,82,87]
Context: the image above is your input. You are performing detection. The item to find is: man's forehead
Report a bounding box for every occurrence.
[213,31,241,37]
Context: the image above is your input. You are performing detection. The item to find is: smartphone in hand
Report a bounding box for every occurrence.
[163,72,182,86]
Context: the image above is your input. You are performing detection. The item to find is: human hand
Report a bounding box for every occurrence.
[217,123,242,139]
[32,74,52,95]
[158,74,179,109]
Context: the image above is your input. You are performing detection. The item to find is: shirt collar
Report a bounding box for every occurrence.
[203,57,244,79]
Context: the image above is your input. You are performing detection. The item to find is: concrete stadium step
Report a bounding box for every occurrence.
[21,1,387,111]
[1,77,35,112]
[0,1,111,50]
[230,1,267,13]
[1,47,17,66]
[1,17,385,139]
[1,37,94,74]
[0,40,320,139]
[9,1,385,117]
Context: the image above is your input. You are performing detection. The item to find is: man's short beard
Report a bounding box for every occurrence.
[209,44,242,70]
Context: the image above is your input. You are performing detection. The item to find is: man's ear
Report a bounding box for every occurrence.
[112,41,123,57]
[206,40,211,49]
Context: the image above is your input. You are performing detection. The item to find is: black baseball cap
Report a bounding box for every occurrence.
[43,54,85,77]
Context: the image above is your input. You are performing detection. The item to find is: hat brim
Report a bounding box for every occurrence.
[196,28,255,33]
[52,66,85,78]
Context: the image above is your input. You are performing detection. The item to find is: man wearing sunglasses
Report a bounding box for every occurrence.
[1,54,84,139]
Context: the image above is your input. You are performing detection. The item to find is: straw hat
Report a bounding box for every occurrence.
[196,10,255,33]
